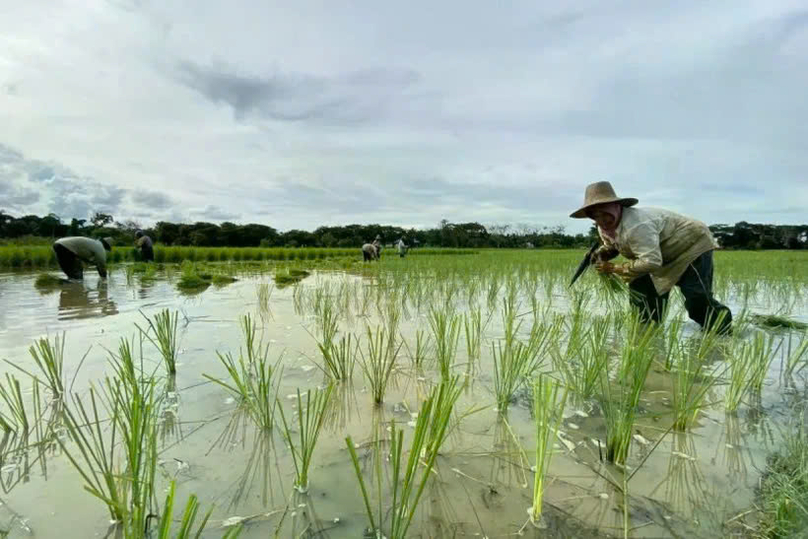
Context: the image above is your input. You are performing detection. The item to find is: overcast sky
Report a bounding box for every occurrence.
[1,1,806,233]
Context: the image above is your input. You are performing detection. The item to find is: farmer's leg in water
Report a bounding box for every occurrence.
[677,251,732,334]
[53,243,84,280]
[628,274,668,324]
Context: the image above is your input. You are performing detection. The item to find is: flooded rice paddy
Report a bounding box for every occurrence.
[0,251,806,538]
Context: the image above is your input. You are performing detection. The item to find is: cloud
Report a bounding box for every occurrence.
[190,205,241,221]
[130,190,173,210]
[0,1,806,233]
[177,61,420,124]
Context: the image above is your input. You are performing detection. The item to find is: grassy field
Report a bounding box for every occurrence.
[0,244,476,268]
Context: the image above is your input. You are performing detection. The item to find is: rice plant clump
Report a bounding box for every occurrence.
[26,333,66,398]
[204,349,282,432]
[492,314,559,413]
[357,326,401,405]
[345,377,461,539]
[319,333,357,381]
[277,384,334,493]
[598,318,657,465]
[428,305,462,380]
[138,309,180,375]
[529,374,568,526]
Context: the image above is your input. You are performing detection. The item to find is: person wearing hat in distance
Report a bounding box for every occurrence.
[570,181,732,335]
[134,230,154,262]
[52,236,113,280]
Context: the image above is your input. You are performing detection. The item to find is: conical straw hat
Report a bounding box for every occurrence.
[570,181,638,218]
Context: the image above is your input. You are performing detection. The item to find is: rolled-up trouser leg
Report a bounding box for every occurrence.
[53,244,84,279]
[628,274,668,324]
[677,251,732,334]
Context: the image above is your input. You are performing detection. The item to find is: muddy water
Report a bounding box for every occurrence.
[0,266,804,538]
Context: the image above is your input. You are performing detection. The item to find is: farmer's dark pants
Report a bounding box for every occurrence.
[363,250,372,262]
[53,244,83,279]
[629,251,732,334]
[141,245,154,262]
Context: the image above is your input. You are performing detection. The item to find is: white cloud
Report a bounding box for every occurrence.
[0,0,805,233]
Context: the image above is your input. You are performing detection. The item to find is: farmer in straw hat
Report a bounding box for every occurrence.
[570,181,732,334]
[52,236,113,280]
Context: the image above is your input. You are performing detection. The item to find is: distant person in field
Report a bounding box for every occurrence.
[397,237,408,258]
[361,242,377,261]
[52,236,113,280]
[134,230,154,262]
[570,181,732,335]
[362,235,382,262]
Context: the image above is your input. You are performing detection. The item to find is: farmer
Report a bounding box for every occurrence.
[135,230,154,262]
[361,242,377,261]
[396,237,408,258]
[52,236,113,280]
[570,181,732,335]
[361,235,383,262]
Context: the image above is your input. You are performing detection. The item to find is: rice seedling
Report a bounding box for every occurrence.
[598,317,657,464]
[492,313,559,413]
[204,349,282,432]
[277,385,333,493]
[724,339,759,413]
[403,329,433,368]
[152,481,228,539]
[784,332,808,378]
[463,308,485,368]
[138,309,180,375]
[528,374,568,526]
[256,282,273,318]
[553,315,610,403]
[357,326,401,405]
[318,333,357,381]
[105,375,159,535]
[428,305,462,380]
[23,333,66,398]
[58,388,133,522]
[345,378,459,539]
[0,374,31,433]
[747,331,781,395]
[670,343,723,431]
[752,412,808,538]
[751,314,807,330]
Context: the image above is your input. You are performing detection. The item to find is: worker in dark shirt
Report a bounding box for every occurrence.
[135,230,155,262]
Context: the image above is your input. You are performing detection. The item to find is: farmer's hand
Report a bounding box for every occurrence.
[594,261,616,274]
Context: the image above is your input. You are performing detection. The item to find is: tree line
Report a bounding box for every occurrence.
[1,210,806,250]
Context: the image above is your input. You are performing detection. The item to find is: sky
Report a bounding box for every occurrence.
[1,1,806,234]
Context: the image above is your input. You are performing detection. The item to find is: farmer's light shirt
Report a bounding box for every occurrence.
[599,207,718,295]
[54,237,108,273]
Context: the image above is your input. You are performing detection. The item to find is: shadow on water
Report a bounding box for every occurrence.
[57,281,119,320]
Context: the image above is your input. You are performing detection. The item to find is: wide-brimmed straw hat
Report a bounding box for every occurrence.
[570,181,638,219]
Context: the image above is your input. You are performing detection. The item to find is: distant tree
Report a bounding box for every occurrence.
[90,212,114,228]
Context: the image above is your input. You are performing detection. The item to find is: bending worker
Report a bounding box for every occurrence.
[135,230,154,262]
[570,181,732,334]
[52,236,113,280]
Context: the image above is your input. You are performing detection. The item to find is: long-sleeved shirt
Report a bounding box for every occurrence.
[136,235,153,250]
[597,207,718,295]
[54,237,108,275]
